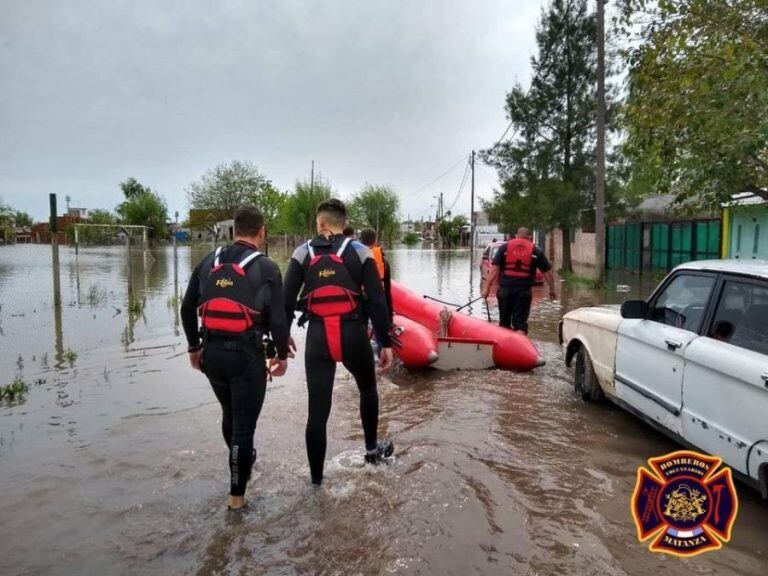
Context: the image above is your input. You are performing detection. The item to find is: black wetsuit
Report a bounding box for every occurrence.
[181,240,289,496]
[283,234,392,485]
[492,242,552,333]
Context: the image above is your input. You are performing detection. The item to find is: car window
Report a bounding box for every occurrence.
[710,280,768,355]
[649,273,714,332]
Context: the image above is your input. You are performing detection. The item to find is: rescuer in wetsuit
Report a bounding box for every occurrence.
[181,206,291,510]
[283,199,394,486]
[481,227,556,334]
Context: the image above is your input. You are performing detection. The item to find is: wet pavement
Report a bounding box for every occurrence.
[0,244,765,575]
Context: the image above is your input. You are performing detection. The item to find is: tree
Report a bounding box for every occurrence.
[283,178,333,236]
[347,184,400,245]
[13,211,32,228]
[483,0,606,272]
[253,182,288,233]
[438,214,469,247]
[120,177,152,199]
[186,161,273,213]
[116,188,168,239]
[76,208,117,244]
[618,0,768,208]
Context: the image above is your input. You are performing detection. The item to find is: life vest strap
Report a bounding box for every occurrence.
[213,246,223,267]
[238,251,262,268]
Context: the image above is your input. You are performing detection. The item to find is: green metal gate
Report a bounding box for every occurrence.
[607,219,721,272]
[607,223,642,270]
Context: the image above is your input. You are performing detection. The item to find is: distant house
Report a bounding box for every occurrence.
[68,207,88,219]
[188,208,230,242]
[31,214,84,244]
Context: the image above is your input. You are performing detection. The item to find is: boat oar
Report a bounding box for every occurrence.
[455,296,484,312]
[484,298,492,322]
[423,294,463,307]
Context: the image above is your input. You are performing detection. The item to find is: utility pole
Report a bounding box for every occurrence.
[310,160,315,194]
[470,150,476,254]
[595,0,607,285]
[50,193,61,309]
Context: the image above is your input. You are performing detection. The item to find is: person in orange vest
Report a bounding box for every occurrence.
[359,228,393,348]
[481,227,556,334]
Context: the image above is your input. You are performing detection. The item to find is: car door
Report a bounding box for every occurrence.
[615,271,717,435]
[682,276,768,482]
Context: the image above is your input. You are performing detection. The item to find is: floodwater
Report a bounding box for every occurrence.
[0,244,765,576]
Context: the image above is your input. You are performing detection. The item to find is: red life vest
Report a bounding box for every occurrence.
[301,238,361,362]
[503,237,535,279]
[198,247,264,335]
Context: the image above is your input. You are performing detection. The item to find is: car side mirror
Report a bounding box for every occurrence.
[621,300,649,319]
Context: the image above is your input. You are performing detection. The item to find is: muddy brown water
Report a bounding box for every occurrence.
[0,244,765,575]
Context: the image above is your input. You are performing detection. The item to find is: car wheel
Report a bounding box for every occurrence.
[574,346,604,402]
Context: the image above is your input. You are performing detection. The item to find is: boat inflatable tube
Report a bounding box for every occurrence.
[390,314,439,369]
[391,281,544,371]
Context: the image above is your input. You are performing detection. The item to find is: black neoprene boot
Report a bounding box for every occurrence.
[364,439,394,464]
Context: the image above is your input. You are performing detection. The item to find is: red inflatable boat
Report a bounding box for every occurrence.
[391,281,544,371]
[390,314,439,369]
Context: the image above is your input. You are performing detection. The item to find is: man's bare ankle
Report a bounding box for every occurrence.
[228,495,246,510]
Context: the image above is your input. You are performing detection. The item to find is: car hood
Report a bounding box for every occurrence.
[563,304,622,329]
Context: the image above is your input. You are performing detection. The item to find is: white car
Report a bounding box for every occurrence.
[559,259,768,498]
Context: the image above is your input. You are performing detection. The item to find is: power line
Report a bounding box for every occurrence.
[401,154,471,201]
[446,157,471,212]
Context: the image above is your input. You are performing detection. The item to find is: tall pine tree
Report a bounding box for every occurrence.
[484,0,600,272]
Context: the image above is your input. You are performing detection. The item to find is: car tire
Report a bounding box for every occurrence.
[574,346,604,402]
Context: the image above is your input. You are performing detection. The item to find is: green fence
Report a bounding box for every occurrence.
[607,219,721,273]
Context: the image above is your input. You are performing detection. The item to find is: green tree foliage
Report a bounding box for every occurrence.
[618,0,768,207]
[186,161,273,213]
[438,214,469,247]
[402,232,421,246]
[483,0,606,272]
[347,184,400,245]
[13,211,33,228]
[282,178,333,236]
[77,208,117,244]
[120,177,152,199]
[255,183,289,233]
[116,184,168,240]
[0,198,14,242]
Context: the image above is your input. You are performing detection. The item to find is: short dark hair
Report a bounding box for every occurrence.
[359,228,377,246]
[316,198,347,226]
[234,206,265,236]
[342,226,355,237]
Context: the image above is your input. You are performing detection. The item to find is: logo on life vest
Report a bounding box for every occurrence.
[318,268,336,279]
[631,450,738,557]
[215,278,234,288]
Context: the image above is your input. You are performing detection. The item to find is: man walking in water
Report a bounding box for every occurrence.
[481,227,556,334]
[181,206,291,510]
[283,199,394,486]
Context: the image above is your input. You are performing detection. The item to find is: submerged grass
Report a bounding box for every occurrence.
[558,270,602,290]
[0,378,29,401]
[64,348,78,366]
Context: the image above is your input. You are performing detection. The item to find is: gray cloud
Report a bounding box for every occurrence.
[0,0,542,221]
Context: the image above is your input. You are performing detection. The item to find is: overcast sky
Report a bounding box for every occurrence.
[0,0,544,222]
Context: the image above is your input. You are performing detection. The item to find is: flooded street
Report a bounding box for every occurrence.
[0,244,766,575]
